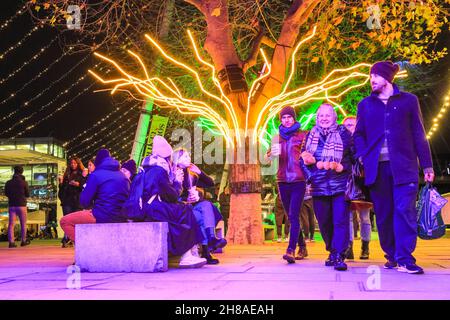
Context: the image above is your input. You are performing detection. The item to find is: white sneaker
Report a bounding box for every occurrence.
[179,246,207,268]
[191,244,200,257]
[277,237,282,243]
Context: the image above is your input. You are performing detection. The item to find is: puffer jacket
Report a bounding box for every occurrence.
[80,157,130,223]
[269,131,307,183]
[300,125,354,197]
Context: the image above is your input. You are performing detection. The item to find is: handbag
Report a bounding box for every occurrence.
[417,183,447,240]
[345,162,369,201]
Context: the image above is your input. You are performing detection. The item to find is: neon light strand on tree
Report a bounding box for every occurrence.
[87,27,408,149]
[254,67,407,144]
[88,30,239,149]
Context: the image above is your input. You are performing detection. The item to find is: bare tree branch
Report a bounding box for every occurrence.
[184,0,205,15]
[242,21,265,72]
[261,35,276,49]
[247,0,321,126]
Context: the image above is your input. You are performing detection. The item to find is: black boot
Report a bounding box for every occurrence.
[206,227,227,250]
[61,236,68,248]
[334,254,348,271]
[325,253,335,266]
[283,249,296,264]
[360,240,370,260]
[345,241,354,260]
[295,246,308,260]
[201,245,219,264]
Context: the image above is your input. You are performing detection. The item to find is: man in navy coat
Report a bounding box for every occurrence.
[354,61,435,274]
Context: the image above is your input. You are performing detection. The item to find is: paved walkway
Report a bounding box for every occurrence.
[1,235,449,300]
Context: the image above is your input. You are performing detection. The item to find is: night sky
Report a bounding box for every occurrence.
[0,0,141,163]
[0,1,449,166]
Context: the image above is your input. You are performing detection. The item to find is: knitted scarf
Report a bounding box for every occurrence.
[279,121,301,140]
[305,123,343,162]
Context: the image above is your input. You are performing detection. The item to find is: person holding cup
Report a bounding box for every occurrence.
[265,106,308,263]
[172,148,226,265]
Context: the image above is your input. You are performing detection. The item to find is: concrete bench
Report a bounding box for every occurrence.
[75,222,168,273]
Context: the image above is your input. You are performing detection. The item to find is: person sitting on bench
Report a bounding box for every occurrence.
[172,148,227,265]
[140,136,207,269]
[60,149,130,242]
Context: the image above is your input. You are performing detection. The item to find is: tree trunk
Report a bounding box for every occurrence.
[184,0,320,244]
[226,152,263,245]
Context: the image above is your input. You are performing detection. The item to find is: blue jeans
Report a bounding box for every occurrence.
[313,193,350,255]
[192,200,217,245]
[349,208,371,242]
[278,181,306,252]
[369,161,418,265]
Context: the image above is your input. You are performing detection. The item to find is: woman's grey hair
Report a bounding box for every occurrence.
[316,103,338,124]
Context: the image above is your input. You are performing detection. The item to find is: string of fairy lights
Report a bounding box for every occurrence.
[98,119,140,160]
[63,98,134,147]
[70,115,139,160]
[67,104,137,152]
[0,25,41,60]
[100,124,138,159]
[0,57,92,129]
[13,81,100,138]
[0,51,90,108]
[71,105,140,153]
[0,4,142,161]
[68,104,140,156]
[427,92,449,140]
[71,123,137,161]
[110,137,135,161]
[0,3,27,31]
[3,67,102,136]
[0,36,58,85]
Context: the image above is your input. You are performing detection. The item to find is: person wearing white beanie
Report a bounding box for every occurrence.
[139,135,207,268]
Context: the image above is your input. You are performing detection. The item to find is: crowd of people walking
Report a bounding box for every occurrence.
[4,61,435,274]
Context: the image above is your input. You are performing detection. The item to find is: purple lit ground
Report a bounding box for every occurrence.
[1,234,450,300]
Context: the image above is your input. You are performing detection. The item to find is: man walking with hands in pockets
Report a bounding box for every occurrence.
[354,61,434,274]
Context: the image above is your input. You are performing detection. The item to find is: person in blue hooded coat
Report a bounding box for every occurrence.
[60,149,130,242]
[140,136,206,269]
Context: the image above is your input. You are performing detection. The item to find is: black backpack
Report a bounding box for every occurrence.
[122,170,146,221]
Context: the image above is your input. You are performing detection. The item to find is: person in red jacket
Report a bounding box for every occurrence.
[265,106,308,263]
